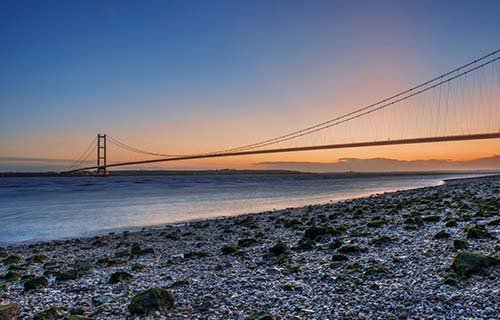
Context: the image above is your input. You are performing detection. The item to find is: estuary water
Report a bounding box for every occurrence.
[0,173,483,243]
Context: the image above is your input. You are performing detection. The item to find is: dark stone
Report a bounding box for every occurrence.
[303,226,327,240]
[293,238,315,250]
[422,215,440,222]
[130,243,142,255]
[434,230,451,239]
[24,276,48,290]
[109,271,133,284]
[445,219,458,227]
[452,251,500,277]
[453,239,468,250]
[221,243,239,255]
[0,303,19,320]
[464,224,491,239]
[331,254,349,262]
[237,238,257,247]
[246,311,274,320]
[337,244,365,254]
[55,269,79,281]
[128,288,174,315]
[28,255,47,264]
[33,307,64,320]
[444,272,460,286]
[369,236,392,246]
[65,316,95,320]
[2,256,21,266]
[269,240,290,256]
[4,271,21,282]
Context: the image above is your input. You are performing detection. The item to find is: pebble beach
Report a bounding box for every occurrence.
[1,175,499,319]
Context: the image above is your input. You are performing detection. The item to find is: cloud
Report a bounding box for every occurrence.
[254,155,500,172]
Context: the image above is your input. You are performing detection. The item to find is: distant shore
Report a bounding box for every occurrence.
[0,173,498,319]
[1,168,499,178]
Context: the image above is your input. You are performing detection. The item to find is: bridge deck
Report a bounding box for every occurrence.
[63,132,500,173]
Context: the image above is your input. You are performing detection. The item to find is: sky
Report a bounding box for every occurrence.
[1,0,500,172]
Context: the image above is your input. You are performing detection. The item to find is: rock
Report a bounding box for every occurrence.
[128,288,174,315]
[130,243,142,255]
[434,230,450,239]
[367,218,387,228]
[444,272,460,286]
[453,239,468,250]
[331,254,349,262]
[140,247,154,255]
[445,219,458,227]
[403,223,417,230]
[237,238,257,247]
[165,231,181,240]
[269,240,290,256]
[24,276,48,290]
[221,243,239,254]
[464,224,491,239]
[369,236,392,246]
[34,307,65,320]
[55,269,79,281]
[337,244,365,254]
[487,218,500,226]
[422,215,440,222]
[2,256,21,266]
[4,271,21,282]
[293,238,315,250]
[72,260,93,274]
[246,311,274,320]
[452,251,500,277]
[108,271,133,284]
[28,254,47,264]
[303,226,328,241]
[0,303,19,320]
[132,263,146,271]
[65,316,95,320]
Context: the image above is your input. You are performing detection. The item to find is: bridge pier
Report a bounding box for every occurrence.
[96,133,107,176]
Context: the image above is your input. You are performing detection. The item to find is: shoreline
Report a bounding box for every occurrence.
[1,175,499,319]
[1,173,496,247]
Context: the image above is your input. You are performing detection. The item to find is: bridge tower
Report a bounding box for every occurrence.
[97,133,107,176]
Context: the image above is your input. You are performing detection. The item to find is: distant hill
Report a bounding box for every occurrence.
[255,155,500,173]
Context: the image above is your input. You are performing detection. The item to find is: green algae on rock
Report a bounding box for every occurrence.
[33,307,65,320]
[128,288,174,315]
[452,251,500,277]
[0,303,19,320]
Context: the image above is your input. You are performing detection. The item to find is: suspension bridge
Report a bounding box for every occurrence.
[62,50,500,175]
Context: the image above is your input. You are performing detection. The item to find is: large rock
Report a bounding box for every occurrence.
[303,226,328,241]
[452,251,500,277]
[55,269,79,281]
[33,307,64,320]
[464,224,491,239]
[128,288,174,315]
[269,240,290,256]
[0,304,19,320]
[1,256,21,266]
[24,276,48,290]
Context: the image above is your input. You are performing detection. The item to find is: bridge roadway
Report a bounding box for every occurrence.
[62,132,500,173]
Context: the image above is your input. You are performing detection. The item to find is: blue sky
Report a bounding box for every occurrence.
[1,0,500,170]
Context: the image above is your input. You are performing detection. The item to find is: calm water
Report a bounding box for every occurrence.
[0,173,483,243]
